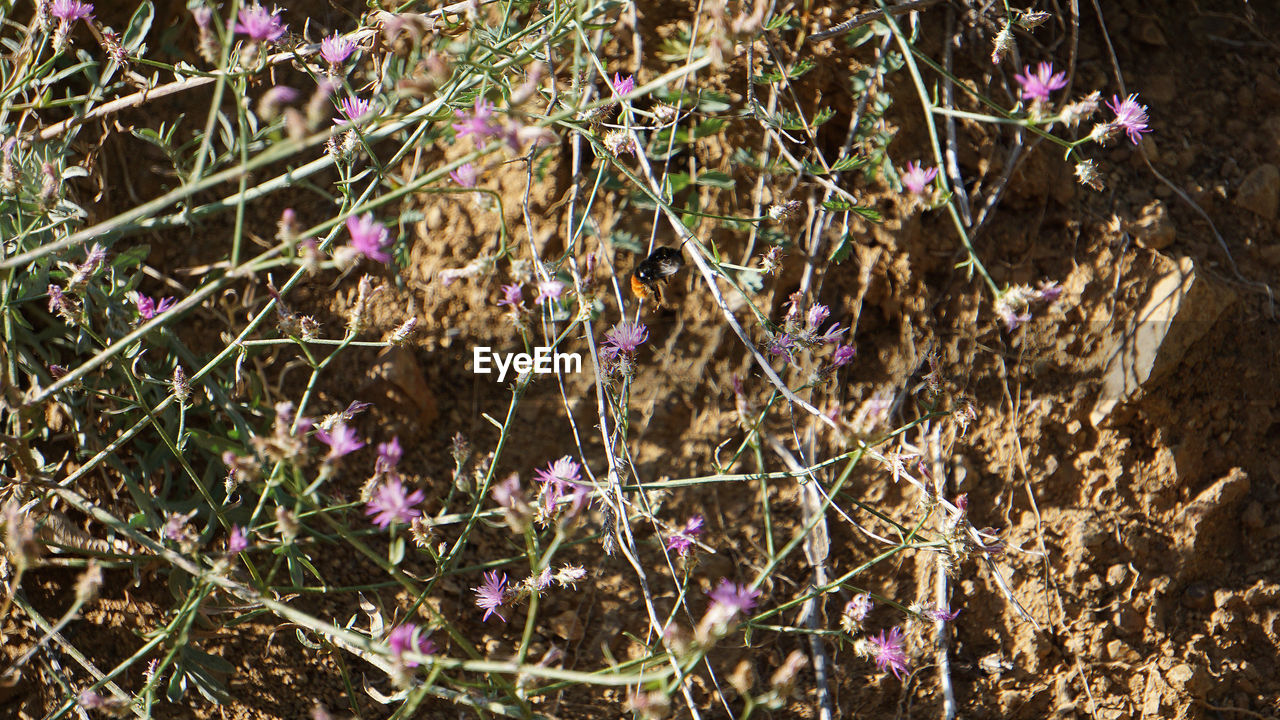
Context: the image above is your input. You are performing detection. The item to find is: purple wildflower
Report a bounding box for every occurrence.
[706,579,761,619]
[497,283,523,307]
[50,0,93,22]
[901,161,938,195]
[923,604,961,624]
[315,421,364,460]
[1106,93,1150,145]
[235,4,286,43]
[473,570,509,622]
[841,593,874,633]
[603,321,649,355]
[365,476,425,528]
[319,33,355,65]
[135,293,175,319]
[831,344,857,368]
[611,73,635,96]
[665,514,704,556]
[449,162,478,188]
[335,96,372,125]
[806,304,830,330]
[376,437,402,473]
[534,278,566,304]
[387,623,436,666]
[866,627,909,680]
[346,213,392,264]
[452,98,500,141]
[767,333,795,363]
[534,456,586,517]
[227,525,249,553]
[1015,62,1067,103]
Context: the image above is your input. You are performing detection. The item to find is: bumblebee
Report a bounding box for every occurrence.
[630,246,684,307]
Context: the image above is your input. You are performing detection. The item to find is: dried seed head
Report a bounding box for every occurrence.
[172,365,190,402]
[990,21,1014,65]
[1075,159,1104,191]
[1017,10,1051,29]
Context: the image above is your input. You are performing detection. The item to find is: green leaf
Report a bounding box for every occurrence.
[829,234,853,264]
[696,171,735,189]
[822,199,853,211]
[123,0,155,53]
[666,172,691,194]
[830,156,866,173]
[692,118,727,139]
[852,206,883,223]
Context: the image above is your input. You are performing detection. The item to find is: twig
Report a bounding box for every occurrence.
[809,0,947,41]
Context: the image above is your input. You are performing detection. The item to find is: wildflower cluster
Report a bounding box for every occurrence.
[769,296,852,374]
[600,320,649,378]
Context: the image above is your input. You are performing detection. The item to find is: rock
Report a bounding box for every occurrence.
[1129,199,1176,249]
[548,610,584,641]
[1235,164,1279,219]
[1091,256,1234,426]
[361,346,438,430]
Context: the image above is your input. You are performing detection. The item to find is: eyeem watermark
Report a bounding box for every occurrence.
[473,346,582,382]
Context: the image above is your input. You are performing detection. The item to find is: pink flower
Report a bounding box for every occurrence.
[319,33,355,65]
[346,213,392,263]
[335,96,372,125]
[365,477,425,528]
[1015,62,1068,103]
[922,604,961,624]
[602,321,648,355]
[473,570,509,621]
[449,162,478,188]
[227,525,249,553]
[866,627,909,680]
[611,73,635,96]
[315,421,364,460]
[831,344,857,368]
[235,4,286,42]
[497,283,523,307]
[767,333,795,363]
[387,623,436,666]
[706,579,761,619]
[665,515,704,556]
[1106,93,1150,145]
[534,278,566,304]
[901,161,938,195]
[452,98,500,141]
[51,0,94,22]
[376,437,402,473]
[534,456,586,517]
[135,293,175,319]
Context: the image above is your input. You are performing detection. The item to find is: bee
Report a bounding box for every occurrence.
[630,246,684,307]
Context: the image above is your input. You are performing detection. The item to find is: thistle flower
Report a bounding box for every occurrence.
[990,20,1014,65]
[1106,93,1150,145]
[611,72,635,96]
[335,96,373,125]
[172,365,190,402]
[1075,159,1104,190]
[135,293,175,319]
[705,579,761,626]
[387,623,436,667]
[319,32,355,66]
[841,593,874,634]
[227,525,249,553]
[449,162,478,188]
[863,627,909,680]
[603,129,637,157]
[346,213,392,264]
[376,437,402,474]
[665,514,704,556]
[1015,62,1068,103]
[50,0,93,51]
[452,98,500,141]
[235,4,286,43]
[831,344,857,368]
[767,333,795,364]
[922,604,961,624]
[473,570,509,621]
[365,476,425,528]
[901,161,938,195]
[315,421,364,460]
[497,283,524,307]
[602,321,648,355]
[534,278,566,305]
[534,456,587,519]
